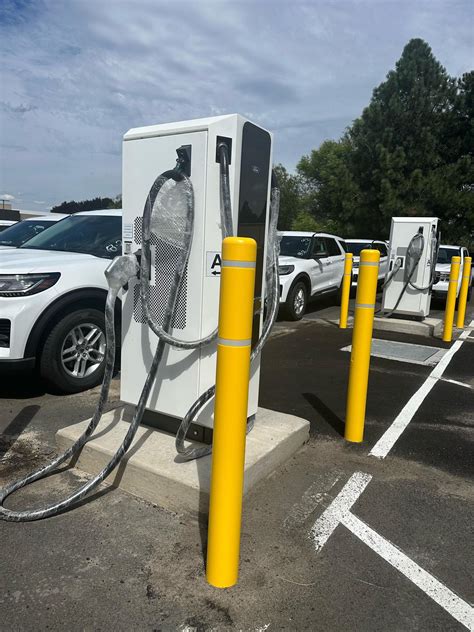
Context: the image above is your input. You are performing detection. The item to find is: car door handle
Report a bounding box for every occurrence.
[325,261,331,265]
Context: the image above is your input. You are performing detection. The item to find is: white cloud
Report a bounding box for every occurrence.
[0,0,472,210]
[0,193,15,201]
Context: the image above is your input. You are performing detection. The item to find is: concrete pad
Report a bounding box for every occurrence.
[372,316,443,338]
[55,406,309,516]
[319,310,443,338]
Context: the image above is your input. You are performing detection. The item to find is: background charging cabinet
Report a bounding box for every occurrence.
[382,216,439,319]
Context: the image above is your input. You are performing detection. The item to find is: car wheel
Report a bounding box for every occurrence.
[40,308,107,394]
[335,279,344,305]
[284,281,307,320]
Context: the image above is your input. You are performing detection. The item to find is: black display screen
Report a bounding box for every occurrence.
[237,122,271,346]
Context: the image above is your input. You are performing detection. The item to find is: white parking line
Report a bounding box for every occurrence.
[370,321,474,459]
[440,377,473,390]
[343,512,474,631]
[309,472,474,631]
[284,471,341,530]
[309,472,372,551]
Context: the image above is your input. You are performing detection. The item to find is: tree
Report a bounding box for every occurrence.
[51,196,119,214]
[348,38,470,239]
[272,164,303,230]
[296,38,474,247]
[297,139,360,236]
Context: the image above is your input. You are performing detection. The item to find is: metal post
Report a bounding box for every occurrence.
[456,256,472,330]
[206,236,257,589]
[443,256,461,342]
[344,249,380,443]
[339,253,353,329]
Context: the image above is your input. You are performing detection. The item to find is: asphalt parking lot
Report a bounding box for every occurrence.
[0,297,473,631]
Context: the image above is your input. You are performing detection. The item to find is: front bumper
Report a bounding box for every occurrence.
[279,273,296,303]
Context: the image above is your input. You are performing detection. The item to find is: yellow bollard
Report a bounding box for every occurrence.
[339,253,353,329]
[206,236,257,589]
[344,249,380,443]
[443,256,461,342]
[456,256,472,330]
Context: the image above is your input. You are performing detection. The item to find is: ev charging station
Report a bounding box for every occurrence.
[382,217,440,319]
[121,115,272,441]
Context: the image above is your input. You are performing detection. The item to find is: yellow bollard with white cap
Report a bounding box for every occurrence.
[339,253,353,329]
[443,256,461,342]
[456,256,472,330]
[206,236,257,589]
[344,249,380,443]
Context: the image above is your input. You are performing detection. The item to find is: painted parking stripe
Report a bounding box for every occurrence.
[284,471,341,530]
[343,513,474,631]
[309,472,372,551]
[309,472,474,630]
[370,320,474,459]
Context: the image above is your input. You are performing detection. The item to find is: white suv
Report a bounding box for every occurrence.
[0,213,67,249]
[345,239,389,287]
[433,245,472,301]
[0,209,122,393]
[278,231,347,320]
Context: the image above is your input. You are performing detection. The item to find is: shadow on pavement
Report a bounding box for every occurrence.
[303,392,345,437]
[0,404,40,458]
[0,372,46,399]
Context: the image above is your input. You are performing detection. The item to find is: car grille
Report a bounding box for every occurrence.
[0,319,11,348]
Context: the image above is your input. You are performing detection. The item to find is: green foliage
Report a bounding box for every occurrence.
[51,195,121,214]
[291,210,341,234]
[292,38,474,247]
[272,163,303,230]
[291,210,319,232]
[297,139,360,236]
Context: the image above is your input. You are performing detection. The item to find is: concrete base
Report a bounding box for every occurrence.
[373,316,443,338]
[56,406,309,516]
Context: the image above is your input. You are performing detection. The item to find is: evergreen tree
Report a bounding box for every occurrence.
[272,164,303,230]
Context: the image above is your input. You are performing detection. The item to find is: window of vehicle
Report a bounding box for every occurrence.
[312,237,328,257]
[279,235,312,258]
[346,242,373,256]
[20,214,122,259]
[325,237,342,256]
[437,247,461,264]
[339,240,348,252]
[0,220,57,247]
[374,243,388,256]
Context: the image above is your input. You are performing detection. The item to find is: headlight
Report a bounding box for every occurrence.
[0,273,60,297]
[278,264,295,276]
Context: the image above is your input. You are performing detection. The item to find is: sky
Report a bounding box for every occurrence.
[0,0,473,212]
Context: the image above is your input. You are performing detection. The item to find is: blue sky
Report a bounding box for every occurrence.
[0,0,473,211]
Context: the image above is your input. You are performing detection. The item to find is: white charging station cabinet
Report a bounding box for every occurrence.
[382,217,439,319]
[120,115,272,440]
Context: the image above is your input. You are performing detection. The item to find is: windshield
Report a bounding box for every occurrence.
[279,236,312,258]
[20,215,122,259]
[0,220,57,247]
[437,247,461,264]
[346,242,373,256]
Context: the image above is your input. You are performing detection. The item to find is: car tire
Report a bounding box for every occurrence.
[284,281,307,320]
[40,308,107,394]
[335,279,344,305]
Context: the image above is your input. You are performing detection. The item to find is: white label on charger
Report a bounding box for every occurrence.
[206,251,222,277]
[123,223,133,240]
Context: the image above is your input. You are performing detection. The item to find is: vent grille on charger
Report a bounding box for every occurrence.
[133,217,187,330]
[0,319,11,348]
